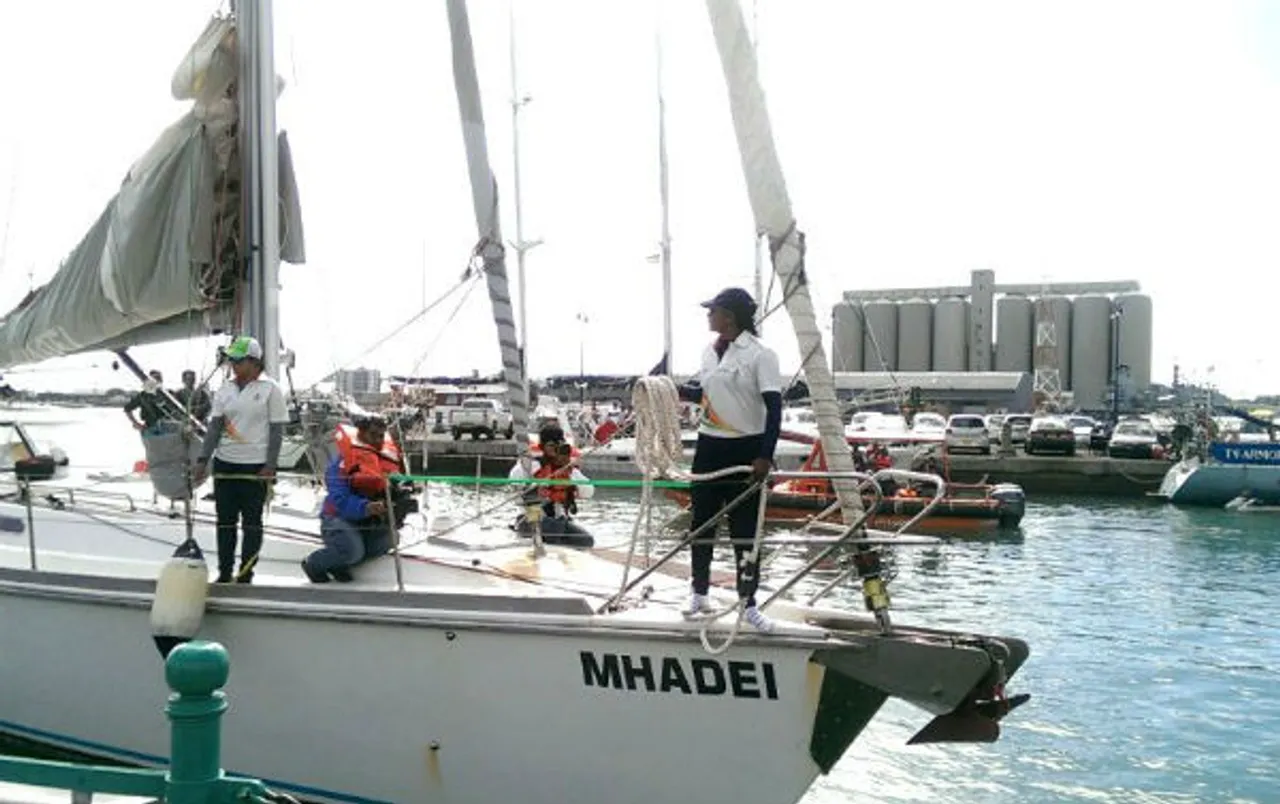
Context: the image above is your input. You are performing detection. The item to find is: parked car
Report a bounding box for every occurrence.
[984,414,1007,443]
[945,414,991,454]
[1066,415,1096,447]
[449,398,514,440]
[1026,416,1076,456]
[1089,421,1114,454]
[1108,419,1163,459]
[911,412,947,435]
[1004,414,1034,445]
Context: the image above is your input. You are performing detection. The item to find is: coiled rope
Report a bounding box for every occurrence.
[629,376,686,480]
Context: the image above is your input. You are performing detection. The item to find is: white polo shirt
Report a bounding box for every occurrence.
[696,332,782,438]
[210,375,290,464]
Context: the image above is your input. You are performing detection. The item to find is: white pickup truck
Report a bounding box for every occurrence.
[450,399,514,440]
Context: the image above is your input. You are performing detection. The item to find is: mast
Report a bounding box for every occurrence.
[447,0,530,460]
[238,0,282,379]
[508,0,540,404]
[655,24,673,373]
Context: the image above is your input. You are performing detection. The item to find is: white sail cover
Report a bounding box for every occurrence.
[703,0,861,521]
[0,16,305,369]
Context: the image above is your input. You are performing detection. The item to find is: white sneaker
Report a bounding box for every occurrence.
[744,606,776,634]
[682,593,713,618]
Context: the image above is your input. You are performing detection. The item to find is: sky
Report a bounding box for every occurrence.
[2,0,1279,398]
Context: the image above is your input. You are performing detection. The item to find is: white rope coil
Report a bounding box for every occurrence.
[630,376,686,479]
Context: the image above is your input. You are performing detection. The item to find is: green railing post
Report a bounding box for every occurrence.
[164,641,230,804]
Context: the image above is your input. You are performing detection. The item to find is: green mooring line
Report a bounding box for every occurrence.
[390,473,693,490]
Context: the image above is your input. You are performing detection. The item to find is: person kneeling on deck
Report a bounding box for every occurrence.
[302,415,408,583]
[509,424,596,548]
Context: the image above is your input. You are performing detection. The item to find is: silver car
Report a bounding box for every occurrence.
[946,414,992,454]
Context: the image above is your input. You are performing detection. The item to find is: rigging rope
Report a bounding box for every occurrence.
[303,266,482,390]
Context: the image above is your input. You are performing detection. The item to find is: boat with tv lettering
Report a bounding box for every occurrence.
[1158,440,1280,507]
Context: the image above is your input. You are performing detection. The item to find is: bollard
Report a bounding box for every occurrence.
[164,641,230,804]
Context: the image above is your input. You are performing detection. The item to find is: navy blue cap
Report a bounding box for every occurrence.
[701,287,757,313]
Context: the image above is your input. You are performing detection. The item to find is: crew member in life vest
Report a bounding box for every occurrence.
[302,415,408,583]
[509,423,595,548]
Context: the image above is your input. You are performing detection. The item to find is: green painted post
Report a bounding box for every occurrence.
[164,641,231,804]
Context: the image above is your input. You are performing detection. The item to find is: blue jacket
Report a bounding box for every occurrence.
[322,455,372,521]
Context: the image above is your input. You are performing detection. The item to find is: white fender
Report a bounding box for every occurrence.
[150,538,209,658]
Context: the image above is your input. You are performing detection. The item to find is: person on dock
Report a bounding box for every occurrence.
[123,370,169,433]
[174,369,212,424]
[677,287,781,634]
[509,423,595,548]
[302,415,407,583]
[193,336,290,584]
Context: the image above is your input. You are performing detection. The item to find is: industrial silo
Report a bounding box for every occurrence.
[831,302,865,373]
[896,298,933,372]
[1070,294,1112,411]
[861,299,898,371]
[994,295,1034,372]
[1034,295,1073,390]
[932,297,969,372]
[1114,293,1153,391]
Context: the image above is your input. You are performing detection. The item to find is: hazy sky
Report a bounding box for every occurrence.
[2,1,1279,397]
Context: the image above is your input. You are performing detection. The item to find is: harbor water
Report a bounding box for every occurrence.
[6,405,1279,803]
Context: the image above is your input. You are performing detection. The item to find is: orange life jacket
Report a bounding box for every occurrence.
[333,424,404,498]
[532,462,578,507]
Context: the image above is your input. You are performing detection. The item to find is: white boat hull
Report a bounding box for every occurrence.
[578,439,811,480]
[0,572,835,804]
[0,482,1026,804]
[1157,458,1280,507]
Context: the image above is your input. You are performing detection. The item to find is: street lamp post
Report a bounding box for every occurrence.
[576,312,588,404]
[1110,308,1124,421]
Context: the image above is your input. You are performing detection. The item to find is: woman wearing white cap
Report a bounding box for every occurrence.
[678,287,783,633]
[194,335,290,583]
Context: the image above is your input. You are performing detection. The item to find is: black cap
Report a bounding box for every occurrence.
[701,287,757,314]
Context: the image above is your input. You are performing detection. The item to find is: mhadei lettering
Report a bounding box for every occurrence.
[579,652,779,700]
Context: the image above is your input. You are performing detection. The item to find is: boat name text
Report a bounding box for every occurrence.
[579,652,778,699]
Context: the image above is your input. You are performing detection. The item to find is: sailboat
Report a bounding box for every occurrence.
[0,3,1030,803]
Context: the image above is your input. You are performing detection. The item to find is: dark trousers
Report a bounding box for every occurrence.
[689,434,763,606]
[213,458,267,581]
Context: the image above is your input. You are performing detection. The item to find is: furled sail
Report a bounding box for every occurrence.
[0,15,305,369]
[702,0,862,523]
[445,0,531,460]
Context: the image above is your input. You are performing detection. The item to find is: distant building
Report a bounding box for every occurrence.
[335,368,381,399]
[834,270,1153,413]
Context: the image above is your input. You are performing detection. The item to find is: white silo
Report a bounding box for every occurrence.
[995,295,1034,372]
[1070,294,1113,411]
[1114,293,1153,391]
[897,298,933,372]
[932,297,969,372]
[1035,295,1073,390]
[862,299,898,371]
[832,302,865,373]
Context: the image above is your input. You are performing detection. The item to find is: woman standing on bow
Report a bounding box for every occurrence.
[678,287,783,633]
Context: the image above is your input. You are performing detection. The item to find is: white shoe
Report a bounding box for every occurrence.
[682,593,713,618]
[744,605,776,634]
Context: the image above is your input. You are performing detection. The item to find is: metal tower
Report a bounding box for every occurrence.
[1032,287,1062,410]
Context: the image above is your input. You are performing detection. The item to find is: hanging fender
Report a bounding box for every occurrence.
[150,538,209,659]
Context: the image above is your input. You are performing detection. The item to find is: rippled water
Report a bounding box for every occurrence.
[8,405,1280,803]
[569,494,1279,803]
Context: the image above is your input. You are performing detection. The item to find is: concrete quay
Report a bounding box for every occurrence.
[404,433,1171,497]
